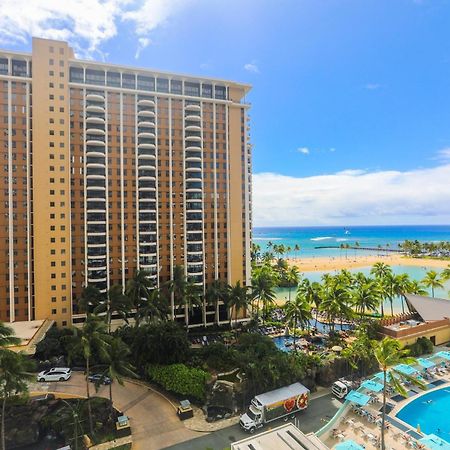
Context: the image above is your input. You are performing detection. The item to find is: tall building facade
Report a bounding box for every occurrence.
[0,38,252,327]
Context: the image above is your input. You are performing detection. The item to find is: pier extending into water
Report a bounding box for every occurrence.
[314,245,404,253]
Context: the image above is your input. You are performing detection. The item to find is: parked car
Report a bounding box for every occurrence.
[37,367,72,382]
[88,373,112,385]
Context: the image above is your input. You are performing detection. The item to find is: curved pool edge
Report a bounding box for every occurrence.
[393,382,450,443]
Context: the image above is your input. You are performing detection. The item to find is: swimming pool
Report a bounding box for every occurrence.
[396,386,450,444]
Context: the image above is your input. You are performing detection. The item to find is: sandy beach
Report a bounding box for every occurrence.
[286,254,450,273]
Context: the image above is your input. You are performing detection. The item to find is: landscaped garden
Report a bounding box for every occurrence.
[1,254,449,447]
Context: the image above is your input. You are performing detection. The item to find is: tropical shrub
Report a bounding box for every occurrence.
[147,364,210,401]
[405,337,434,356]
[117,322,190,369]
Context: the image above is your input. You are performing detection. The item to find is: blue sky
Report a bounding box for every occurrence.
[1,0,450,226]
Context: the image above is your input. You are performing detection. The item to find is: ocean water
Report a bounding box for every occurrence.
[253,225,450,310]
[254,225,450,258]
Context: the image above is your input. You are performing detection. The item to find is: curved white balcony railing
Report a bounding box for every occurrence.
[185,104,201,112]
[86,139,106,146]
[86,105,105,113]
[86,93,105,102]
[86,116,105,124]
[137,99,155,107]
[86,127,105,135]
[184,135,202,142]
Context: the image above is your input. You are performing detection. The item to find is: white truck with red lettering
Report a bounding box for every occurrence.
[239,383,309,433]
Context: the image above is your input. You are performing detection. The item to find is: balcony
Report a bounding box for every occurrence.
[86,93,105,102]
[86,116,105,125]
[138,131,156,139]
[137,98,155,107]
[86,167,106,177]
[86,104,105,114]
[138,191,156,200]
[184,134,202,142]
[186,212,202,222]
[185,124,202,132]
[185,113,201,121]
[87,259,107,269]
[87,246,107,257]
[86,127,105,135]
[138,120,155,128]
[185,142,202,150]
[185,104,201,112]
[138,109,155,117]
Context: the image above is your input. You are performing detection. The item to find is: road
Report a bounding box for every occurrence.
[30,372,201,450]
[164,393,342,450]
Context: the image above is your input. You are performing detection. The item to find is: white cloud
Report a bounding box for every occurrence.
[297,147,310,155]
[244,61,260,74]
[435,148,450,161]
[122,0,192,36]
[365,83,381,90]
[135,37,151,59]
[253,163,450,226]
[0,0,191,58]
[329,147,336,152]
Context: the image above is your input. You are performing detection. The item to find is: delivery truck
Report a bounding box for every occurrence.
[239,382,309,433]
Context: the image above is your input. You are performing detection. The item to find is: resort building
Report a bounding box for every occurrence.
[0,37,252,328]
[231,423,329,450]
[379,294,450,346]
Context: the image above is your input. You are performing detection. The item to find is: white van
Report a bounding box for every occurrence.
[332,380,352,399]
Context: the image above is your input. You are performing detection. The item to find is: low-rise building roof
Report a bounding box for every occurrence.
[405,294,450,322]
[231,424,329,450]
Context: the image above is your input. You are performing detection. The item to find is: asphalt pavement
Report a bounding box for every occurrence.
[164,393,342,450]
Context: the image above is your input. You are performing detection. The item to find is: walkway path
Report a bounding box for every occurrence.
[29,372,201,450]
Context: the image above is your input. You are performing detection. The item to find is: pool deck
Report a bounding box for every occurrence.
[320,371,450,449]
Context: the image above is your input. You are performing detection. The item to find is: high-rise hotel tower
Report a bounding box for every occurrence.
[0,38,252,327]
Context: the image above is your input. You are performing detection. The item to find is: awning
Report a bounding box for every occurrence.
[335,440,365,450]
[345,390,371,406]
[360,379,383,393]
[435,351,450,361]
[419,434,450,450]
[394,364,417,376]
[417,358,436,369]
[374,371,393,382]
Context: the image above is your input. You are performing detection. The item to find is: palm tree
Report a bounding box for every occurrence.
[294,244,300,260]
[406,280,427,296]
[441,265,450,281]
[285,266,300,302]
[136,288,167,325]
[351,280,381,319]
[165,265,187,321]
[0,323,20,348]
[0,350,35,450]
[125,269,154,327]
[95,285,131,333]
[183,281,203,327]
[374,337,425,450]
[320,278,351,332]
[381,272,400,316]
[285,292,312,352]
[371,262,392,279]
[251,265,278,322]
[205,279,228,325]
[227,282,250,327]
[393,273,410,314]
[78,285,104,315]
[102,337,137,418]
[297,279,322,328]
[66,316,111,437]
[422,270,444,298]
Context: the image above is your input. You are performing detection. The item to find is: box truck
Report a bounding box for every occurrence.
[239,382,309,433]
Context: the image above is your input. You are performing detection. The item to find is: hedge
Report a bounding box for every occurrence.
[147,364,210,401]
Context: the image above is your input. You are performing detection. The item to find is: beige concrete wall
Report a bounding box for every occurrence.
[32,38,73,326]
[397,326,450,347]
